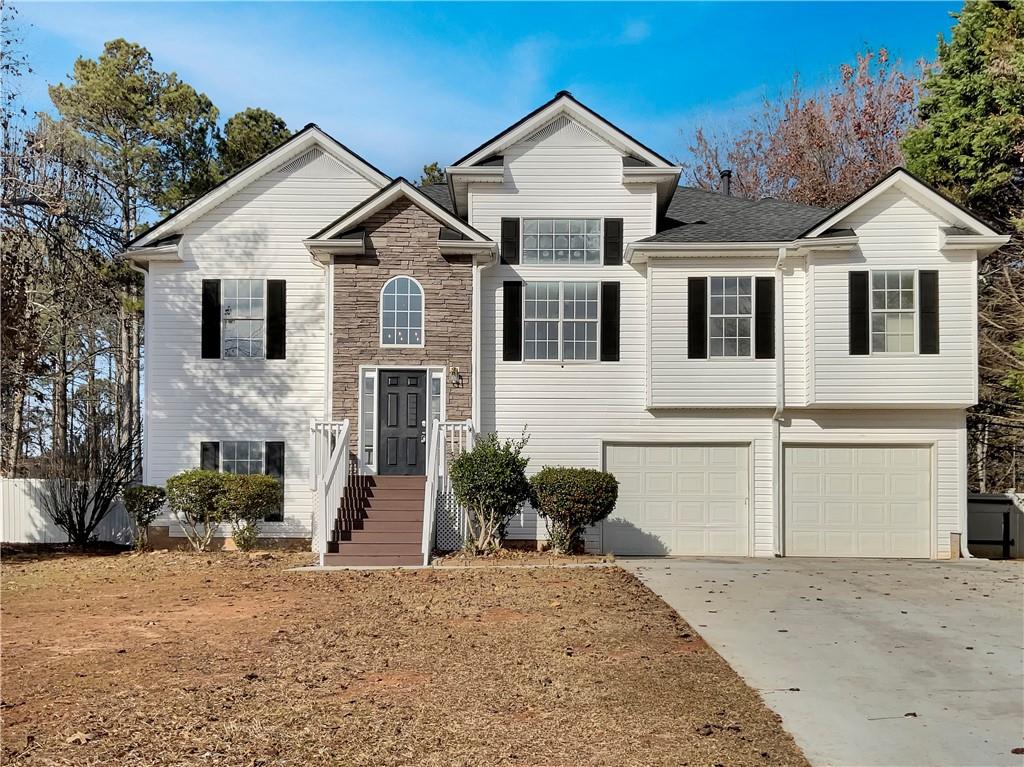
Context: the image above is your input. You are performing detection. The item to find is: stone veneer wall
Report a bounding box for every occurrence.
[332,197,473,431]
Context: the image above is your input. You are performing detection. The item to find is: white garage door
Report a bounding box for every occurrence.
[785,445,931,558]
[603,444,749,556]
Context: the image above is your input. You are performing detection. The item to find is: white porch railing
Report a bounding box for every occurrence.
[421,419,475,565]
[309,419,350,566]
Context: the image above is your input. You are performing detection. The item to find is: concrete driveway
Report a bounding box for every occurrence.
[621,557,1024,767]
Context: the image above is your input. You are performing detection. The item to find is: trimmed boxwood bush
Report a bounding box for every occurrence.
[122,484,167,550]
[449,432,532,553]
[165,469,227,551]
[530,467,619,554]
[217,473,281,551]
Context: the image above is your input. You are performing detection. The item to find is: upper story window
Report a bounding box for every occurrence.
[709,277,752,358]
[380,276,424,347]
[223,279,265,358]
[871,270,915,353]
[522,218,601,265]
[524,281,599,361]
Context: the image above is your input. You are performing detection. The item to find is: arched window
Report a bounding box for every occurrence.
[380,276,424,346]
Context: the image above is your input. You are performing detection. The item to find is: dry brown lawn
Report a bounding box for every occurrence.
[1,549,808,766]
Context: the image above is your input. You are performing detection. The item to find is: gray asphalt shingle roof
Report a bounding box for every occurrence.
[641,186,831,243]
[420,183,456,214]
[418,182,831,244]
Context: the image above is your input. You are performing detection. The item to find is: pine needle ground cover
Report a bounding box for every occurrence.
[2,552,807,766]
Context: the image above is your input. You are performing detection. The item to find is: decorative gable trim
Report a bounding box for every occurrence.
[303,178,496,263]
[521,114,603,145]
[802,167,1003,240]
[451,91,676,169]
[129,125,390,248]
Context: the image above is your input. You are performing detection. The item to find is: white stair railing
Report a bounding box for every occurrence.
[309,419,350,566]
[421,419,475,565]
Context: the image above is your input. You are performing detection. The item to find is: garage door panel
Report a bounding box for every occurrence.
[785,445,931,558]
[604,444,749,556]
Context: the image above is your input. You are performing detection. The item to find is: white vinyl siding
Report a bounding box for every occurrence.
[649,259,776,408]
[145,147,380,537]
[810,188,977,405]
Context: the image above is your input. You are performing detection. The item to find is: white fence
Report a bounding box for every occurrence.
[0,478,134,545]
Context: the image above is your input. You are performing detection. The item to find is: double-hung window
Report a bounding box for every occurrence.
[522,218,601,265]
[871,270,915,353]
[221,441,264,475]
[223,279,265,358]
[524,281,599,361]
[708,277,752,358]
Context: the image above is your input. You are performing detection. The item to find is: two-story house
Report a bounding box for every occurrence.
[125,92,1008,565]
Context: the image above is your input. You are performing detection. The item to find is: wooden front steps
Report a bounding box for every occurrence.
[323,475,425,566]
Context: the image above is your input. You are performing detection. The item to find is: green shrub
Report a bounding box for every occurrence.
[449,432,532,553]
[122,484,167,550]
[530,467,619,554]
[217,473,281,552]
[164,469,227,551]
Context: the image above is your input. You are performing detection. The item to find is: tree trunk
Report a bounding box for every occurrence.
[53,323,69,460]
[3,355,27,477]
[130,306,141,478]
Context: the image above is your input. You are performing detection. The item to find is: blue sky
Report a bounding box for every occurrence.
[19,2,960,179]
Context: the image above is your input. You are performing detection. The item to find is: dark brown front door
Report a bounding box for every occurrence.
[378,370,426,475]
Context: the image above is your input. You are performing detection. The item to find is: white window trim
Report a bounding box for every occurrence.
[357,365,446,475]
[519,217,604,266]
[706,275,755,361]
[522,281,601,363]
[221,277,268,360]
[379,275,426,349]
[869,269,918,356]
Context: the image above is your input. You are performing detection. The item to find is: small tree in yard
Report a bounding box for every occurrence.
[530,467,619,554]
[449,433,532,553]
[164,469,226,551]
[122,485,166,550]
[42,434,141,546]
[217,473,281,551]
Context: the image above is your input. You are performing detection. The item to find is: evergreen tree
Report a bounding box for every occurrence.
[418,161,446,186]
[903,0,1024,491]
[216,107,291,177]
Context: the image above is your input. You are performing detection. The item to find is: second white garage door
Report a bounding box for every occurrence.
[784,445,932,558]
[603,444,749,556]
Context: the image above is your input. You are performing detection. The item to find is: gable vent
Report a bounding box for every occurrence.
[276,147,352,178]
[522,114,602,145]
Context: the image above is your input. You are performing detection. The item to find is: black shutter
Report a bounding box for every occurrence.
[849,271,870,355]
[200,441,219,471]
[201,279,221,359]
[919,270,939,354]
[603,218,623,266]
[266,280,286,359]
[754,276,775,359]
[687,277,707,359]
[501,217,520,265]
[502,281,523,361]
[600,281,620,361]
[264,441,285,522]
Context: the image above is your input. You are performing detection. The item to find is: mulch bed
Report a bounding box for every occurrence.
[1,550,808,766]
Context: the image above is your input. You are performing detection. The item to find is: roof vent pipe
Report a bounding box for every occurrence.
[720,168,733,196]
